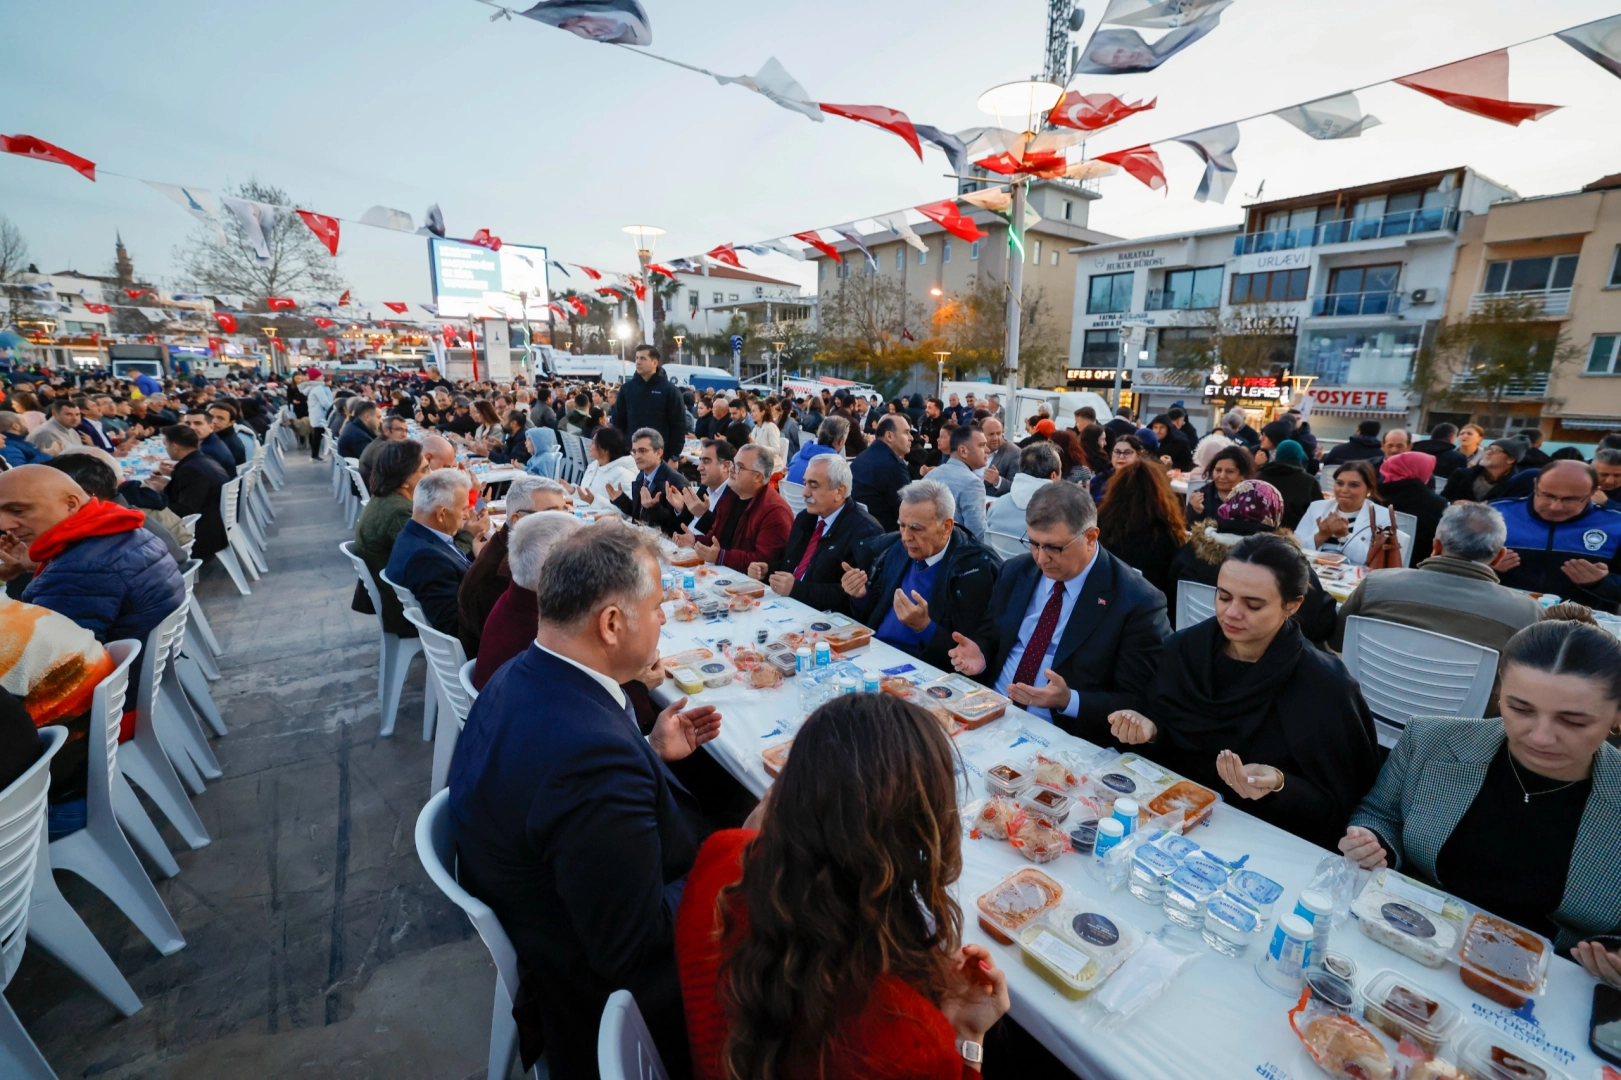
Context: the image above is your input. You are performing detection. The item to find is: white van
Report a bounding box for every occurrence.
[939,381,1112,431]
[663,364,740,394]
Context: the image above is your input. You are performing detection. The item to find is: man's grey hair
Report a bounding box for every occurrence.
[1020,442,1062,479]
[534,522,659,630]
[507,474,567,509]
[1435,502,1507,563]
[508,511,583,591]
[899,478,954,522]
[1025,480,1097,535]
[632,426,665,452]
[740,443,777,477]
[412,467,470,516]
[816,415,850,448]
[1220,407,1246,434]
[805,452,851,491]
[0,412,28,435]
[1596,448,1621,468]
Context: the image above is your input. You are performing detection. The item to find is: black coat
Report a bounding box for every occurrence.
[1165,522,1338,646]
[611,462,688,536]
[611,368,687,461]
[850,442,911,532]
[850,528,998,673]
[977,548,1170,743]
[1322,432,1383,466]
[1411,438,1469,479]
[1441,464,1537,504]
[1160,427,1195,471]
[384,519,470,637]
[1379,477,1446,567]
[768,504,884,614]
[1100,524,1184,596]
[1255,461,1321,532]
[164,450,231,560]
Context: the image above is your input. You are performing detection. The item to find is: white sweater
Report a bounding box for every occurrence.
[580,454,637,506]
[1294,497,1410,566]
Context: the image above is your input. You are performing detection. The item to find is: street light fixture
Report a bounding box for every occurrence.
[929,286,943,297]
[622,224,665,348]
[673,333,685,365]
[934,350,952,398]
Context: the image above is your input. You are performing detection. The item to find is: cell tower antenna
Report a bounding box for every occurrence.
[1043,1,1086,86]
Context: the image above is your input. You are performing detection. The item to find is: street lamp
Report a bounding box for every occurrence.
[674,333,685,365]
[622,224,665,347]
[772,339,785,387]
[934,350,952,398]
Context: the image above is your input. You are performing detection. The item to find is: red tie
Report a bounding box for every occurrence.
[1012,581,1067,687]
[792,519,826,580]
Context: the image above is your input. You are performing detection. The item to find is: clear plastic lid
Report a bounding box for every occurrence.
[1019,786,1073,822]
[1018,904,1142,996]
[1110,754,1176,800]
[1358,969,1461,1056]
[1350,868,1469,968]
[1030,752,1081,792]
[1146,779,1220,827]
[1453,1024,1571,1080]
[975,867,1063,942]
[985,759,1035,797]
[950,691,1009,729]
[916,677,970,708]
[1455,911,1552,1009]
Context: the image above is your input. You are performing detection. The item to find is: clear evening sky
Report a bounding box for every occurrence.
[2,0,1618,305]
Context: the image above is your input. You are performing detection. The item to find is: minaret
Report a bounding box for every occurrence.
[114,232,134,287]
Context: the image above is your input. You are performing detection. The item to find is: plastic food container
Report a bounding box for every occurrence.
[1146,779,1220,828]
[1455,912,1551,1009]
[949,691,1009,729]
[1011,815,1068,864]
[1225,869,1285,921]
[663,647,715,668]
[1359,969,1461,1056]
[916,677,970,709]
[1067,819,1099,855]
[1018,786,1073,822]
[879,676,918,700]
[975,868,1062,945]
[1017,905,1141,999]
[1453,1024,1570,1080]
[695,659,737,689]
[764,650,798,679]
[1351,869,1468,968]
[1305,967,1357,1012]
[749,665,783,689]
[1111,754,1176,800]
[1127,845,1181,904]
[822,625,873,654]
[1289,997,1392,1080]
[985,760,1034,798]
[670,666,704,695]
[669,549,704,568]
[761,740,792,778]
[1203,894,1260,956]
[723,579,767,598]
[1031,753,1079,792]
[973,797,1021,841]
[1163,864,1222,929]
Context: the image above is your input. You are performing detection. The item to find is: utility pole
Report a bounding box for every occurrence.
[1004,181,1027,428]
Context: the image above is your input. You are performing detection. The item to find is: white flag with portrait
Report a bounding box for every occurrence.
[144,181,226,245]
[877,213,927,253]
[1273,92,1381,139]
[220,196,277,264]
[1558,14,1621,80]
[716,57,822,122]
[1175,122,1240,203]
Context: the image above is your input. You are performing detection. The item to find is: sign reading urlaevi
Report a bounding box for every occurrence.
[428,237,550,319]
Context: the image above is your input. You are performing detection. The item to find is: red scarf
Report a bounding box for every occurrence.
[29,498,149,568]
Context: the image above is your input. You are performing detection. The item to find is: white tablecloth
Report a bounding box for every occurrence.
[653,589,1608,1080]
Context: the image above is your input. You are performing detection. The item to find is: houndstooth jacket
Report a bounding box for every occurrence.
[1349,715,1621,954]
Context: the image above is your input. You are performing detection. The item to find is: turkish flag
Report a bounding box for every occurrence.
[793,231,842,262]
[207,336,223,353]
[272,338,287,351]
[548,303,568,319]
[84,303,111,314]
[266,297,297,310]
[144,334,157,344]
[574,265,603,280]
[296,209,341,255]
[1048,92,1157,133]
[0,134,95,181]
[339,289,351,306]
[213,312,239,332]
[1395,50,1561,126]
[914,200,988,243]
[706,244,742,268]
[648,263,676,280]
[313,317,335,328]
[817,104,923,159]
[632,279,647,302]
[566,297,590,317]
[596,287,625,300]
[470,229,502,250]
[1097,144,1167,191]
[124,289,151,300]
[974,153,1024,175]
[324,338,338,353]
[383,302,408,314]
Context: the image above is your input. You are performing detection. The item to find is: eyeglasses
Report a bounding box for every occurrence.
[1534,488,1592,508]
[1020,533,1082,557]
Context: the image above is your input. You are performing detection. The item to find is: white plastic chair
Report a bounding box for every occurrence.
[778,480,805,516]
[1,725,67,1079]
[379,570,437,741]
[1393,510,1417,567]
[985,529,1026,562]
[415,790,534,1080]
[48,641,184,956]
[598,990,671,1080]
[340,543,421,738]
[1341,615,1499,748]
[402,608,471,796]
[344,467,367,530]
[121,607,212,850]
[233,469,271,574]
[174,561,227,728]
[1175,580,1218,630]
[154,597,224,783]
[215,477,254,595]
[459,659,479,704]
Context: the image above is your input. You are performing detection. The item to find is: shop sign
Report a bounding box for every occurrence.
[1066,367,1131,389]
[1234,250,1310,275]
[1304,386,1411,413]
[1204,370,1287,402]
[1222,314,1299,335]
[1091,247,1170,272]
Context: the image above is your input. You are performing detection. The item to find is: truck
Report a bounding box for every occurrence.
[663,364,739,394]
[531,346,634,384]
[939,381,1112,432]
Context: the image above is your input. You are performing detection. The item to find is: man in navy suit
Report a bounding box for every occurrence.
[448,523,721,1078]
[609,426,688,535]
[747,453,882,614]
[947,481,1170,743]
[385,468,484,637]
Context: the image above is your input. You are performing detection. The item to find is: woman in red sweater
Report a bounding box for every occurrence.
[675,694,1009,1080]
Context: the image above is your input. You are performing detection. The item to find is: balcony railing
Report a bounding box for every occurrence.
[1448,371,1551,398]
[1467,289,1572,316]
[1309,291,1401,317]
[1233,206,1459,256]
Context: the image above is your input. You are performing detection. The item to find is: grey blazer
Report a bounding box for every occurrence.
[1349,715,1621,953]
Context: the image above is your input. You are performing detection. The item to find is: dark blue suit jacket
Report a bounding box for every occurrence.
[850,442,911,531]
[385,518,469,637]
[611,460,688,535]
[849,527,998,672]
[980,548,1170,742]
[448,645,699,1075]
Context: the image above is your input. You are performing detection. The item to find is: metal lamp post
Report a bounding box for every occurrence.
[674,333,685,365]
[621,225,665,347]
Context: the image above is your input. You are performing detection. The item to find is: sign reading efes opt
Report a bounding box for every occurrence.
[428,237,550,319]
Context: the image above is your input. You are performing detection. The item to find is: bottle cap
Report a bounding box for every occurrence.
[1097,818,1125,838]
[1113,798,1139,818]
[1279,914,1314,941]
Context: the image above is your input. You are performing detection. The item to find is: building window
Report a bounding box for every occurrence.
[1588,335,1621,374]
[688,290,700,308]
[918,247,928,266]
[896,247,904,271]
[729,293,740,301]
[943,238,953,263]
[1610,247,1621,288]
[1300,326,1423,384]
[1087,271,1133,314]
[970,240,980,260]
[1327,262,1400,297]
[1083,329,1119,366]
[1162,266,1225,309]
[1050,250,1060,266]
[1155,327,1213,368]
[1063,200,1073,221]
[1482,254,1578,294]
[1032,240,1042,265]
[1230,268,1308,304]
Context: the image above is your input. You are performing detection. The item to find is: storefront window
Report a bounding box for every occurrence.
[1083,329,1120,366]
[1087,272,1133,314]
[1299,325,1421,384]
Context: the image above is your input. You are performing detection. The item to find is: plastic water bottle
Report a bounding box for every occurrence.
[862,673,880,694]
[813,641,831,668]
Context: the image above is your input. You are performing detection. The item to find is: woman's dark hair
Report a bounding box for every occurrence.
[1114,433,1145,457]
[1223,533,1310,602]
[720,694,962,1080]
[1334,459,1382,502]
[592,424,627,459]
[1078,423,1110,472]
[1208,444,1255,481]
[1098,458,1188,550]
[1549,446,1586,462]
[471,399,500,426]
[506,409,528,431]
[1049,428,1086,475]
[369,438,424,496]
[1502,619,1621,703]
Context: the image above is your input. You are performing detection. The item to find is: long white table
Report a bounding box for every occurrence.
[654,585,1608,1080]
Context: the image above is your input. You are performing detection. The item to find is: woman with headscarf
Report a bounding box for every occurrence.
[1378,451,1446,568]
[1109,533,1380,849]
[1255,438,1320,531]
[1167,480,1339,645]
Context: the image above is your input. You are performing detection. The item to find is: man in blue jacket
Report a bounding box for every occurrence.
[850,414,913,531]
[1493,459,1621,613]
[610,346,686,463]
[0,413,54,467]
[386,468,481,636]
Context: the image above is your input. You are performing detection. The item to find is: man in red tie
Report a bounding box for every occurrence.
[948,482,1170,741]
[747,454,881,614]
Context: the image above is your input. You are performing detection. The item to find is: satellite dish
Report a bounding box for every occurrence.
[1069,7,1086,31]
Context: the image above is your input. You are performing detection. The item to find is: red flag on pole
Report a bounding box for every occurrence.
[914,200,988,243]
[596,287,625,300]
[1048,93,1157,132]
[338,290,351,306]
[470,229,503,250]
[313,317,335,328]
[266,297,297,310]
[324,338,338,354]
[1096,144,1168,191]
[0,134,95,181]
[1394,50,1561,126]
[383,302,408,314]
[793,231,842,262]
[632,279,647,302]
[647,263,676,280]
[84,303,111,314]
[295,209,341,255]
[213,312,238,332]
[573,265,603,280]
[123,289,151,300]
[208,336,223,354]
[566,297,589,317]
[817,104,923,159]
[706,244,743,268]
[548,303,568,319]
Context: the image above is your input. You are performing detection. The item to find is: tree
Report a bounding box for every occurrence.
[816,271,931,385]
[1152,306,1297,391]
[175,180,348,301]
[931,275,1065,386]
[0,214,29,285]
[1413,297,1582,433]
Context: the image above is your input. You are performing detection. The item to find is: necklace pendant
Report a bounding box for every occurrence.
[1524,793,1530,804]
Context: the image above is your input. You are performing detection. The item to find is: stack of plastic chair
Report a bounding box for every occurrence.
[340,543,420,737]
[379,570,437,741]
[120,606,212,850]
[401,608,470,795]
[180,558,225,683]
[173,561,228,732]
[0,726,68,1079]
[47,641,184,957]
[597,991,670,1080]
[215,477,258,595]
[344,466,367,530]
[233,463,271,572]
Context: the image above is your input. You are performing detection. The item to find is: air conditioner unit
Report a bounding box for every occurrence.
[753,286,764,298]
[1409,288,1433,304]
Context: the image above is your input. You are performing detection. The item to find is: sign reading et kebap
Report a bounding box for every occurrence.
[1204,370,1288,401]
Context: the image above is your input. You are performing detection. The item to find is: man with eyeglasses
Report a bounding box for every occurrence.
[748,454,881,614]
[457,476,570,657]
[1491,460,1621,612]
[673,444,792,572]
[839,479,998,671]
[948,482,1170,741]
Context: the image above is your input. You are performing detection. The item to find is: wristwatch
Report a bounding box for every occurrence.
[959,1039,984,1066]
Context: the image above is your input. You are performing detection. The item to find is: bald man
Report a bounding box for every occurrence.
[0,465,184,648]
[421,433,458,471]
